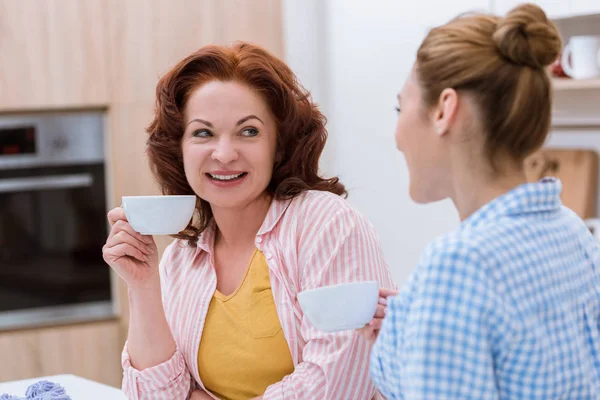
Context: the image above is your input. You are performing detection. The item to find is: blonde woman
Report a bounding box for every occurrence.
[362,4,600,399]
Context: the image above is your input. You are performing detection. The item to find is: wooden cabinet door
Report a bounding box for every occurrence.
[0,320,121,387]
[0,0,109,111]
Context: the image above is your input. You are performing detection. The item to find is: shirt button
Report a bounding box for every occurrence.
[266,253,273,260]
[256,237,263,244]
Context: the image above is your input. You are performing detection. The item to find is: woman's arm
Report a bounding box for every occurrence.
[126,280,176,369]
[112,233,191,399]
[262,209,396,400]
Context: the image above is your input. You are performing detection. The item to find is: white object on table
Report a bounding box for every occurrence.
[0,374,126,400]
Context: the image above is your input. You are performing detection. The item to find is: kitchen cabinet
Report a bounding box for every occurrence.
[493,0,571,18]
[0,0,109,111]
[0,0,284,386]
[0,320,121,387]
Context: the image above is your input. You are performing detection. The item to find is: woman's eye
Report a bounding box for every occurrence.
[241,128,259,137]
[192,129,212,138]
[395,106,401,114]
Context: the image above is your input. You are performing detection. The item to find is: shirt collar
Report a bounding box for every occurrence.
[462,177,563,230]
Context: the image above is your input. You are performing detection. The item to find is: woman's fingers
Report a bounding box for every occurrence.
[107,207,127,227]
[373,304,386,319]
[103,242,147,263]
[379,288,399,299]
[109,219,154,245]
[368,317,384,331]
[105,229,152,255]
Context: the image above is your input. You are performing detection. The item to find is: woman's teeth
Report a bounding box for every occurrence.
[209,173,245,181]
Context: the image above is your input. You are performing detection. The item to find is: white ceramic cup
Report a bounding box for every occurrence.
[121,195,196,235]
[561,35,600,79]
[297,280,379,333]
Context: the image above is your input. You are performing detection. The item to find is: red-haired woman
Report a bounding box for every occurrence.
[103,42,394,400]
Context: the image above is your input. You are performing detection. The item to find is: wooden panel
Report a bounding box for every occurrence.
[525,148,598,218]
[105,102,157,204]
[215,0,284,55]
[106,0,220,104]
[0,329,39,382]
[0,320,121,387]
[106,0,282,104]
[0,0,109,110]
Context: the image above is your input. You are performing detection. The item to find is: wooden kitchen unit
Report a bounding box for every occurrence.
[0,0,110,111]
[0,320,121,387]
[0,0,283,387]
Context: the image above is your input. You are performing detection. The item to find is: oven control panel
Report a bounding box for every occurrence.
[0,112,104,169]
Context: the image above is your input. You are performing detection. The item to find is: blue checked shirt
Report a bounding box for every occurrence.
[371,178,600,399]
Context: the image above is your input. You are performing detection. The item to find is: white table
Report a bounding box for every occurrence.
[0,374,127,399]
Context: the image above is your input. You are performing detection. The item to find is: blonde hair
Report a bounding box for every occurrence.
[416,3,562,165]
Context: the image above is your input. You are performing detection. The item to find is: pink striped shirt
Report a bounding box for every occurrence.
[121,190,395,399]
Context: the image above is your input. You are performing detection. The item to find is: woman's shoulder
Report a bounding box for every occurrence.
[276,190,378,247]
[286,190,358,221]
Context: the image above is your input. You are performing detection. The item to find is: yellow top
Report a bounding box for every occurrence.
[198,249,294,400]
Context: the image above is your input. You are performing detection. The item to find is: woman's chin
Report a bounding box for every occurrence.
[409,184,446,205]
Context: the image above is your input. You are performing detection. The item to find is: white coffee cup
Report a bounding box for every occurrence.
[561,35,600,79]
[122,195,196,235]
[297,281,379,333]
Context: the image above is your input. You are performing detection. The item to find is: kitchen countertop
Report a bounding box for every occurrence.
[0,374,126,400]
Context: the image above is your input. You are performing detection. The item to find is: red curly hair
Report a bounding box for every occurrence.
[146,42,346,245]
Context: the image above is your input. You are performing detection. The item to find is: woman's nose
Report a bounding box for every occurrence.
[211,138,239,164]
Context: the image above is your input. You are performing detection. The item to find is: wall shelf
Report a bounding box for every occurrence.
[553,78,600,91]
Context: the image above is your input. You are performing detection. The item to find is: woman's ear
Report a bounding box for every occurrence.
[432,88,458,136]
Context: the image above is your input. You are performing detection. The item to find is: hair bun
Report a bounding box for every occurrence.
[492,3,562,69]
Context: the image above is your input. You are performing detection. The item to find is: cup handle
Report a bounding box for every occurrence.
[561,44,574,78]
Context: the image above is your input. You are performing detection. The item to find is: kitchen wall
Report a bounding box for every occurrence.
[284,0,492,284]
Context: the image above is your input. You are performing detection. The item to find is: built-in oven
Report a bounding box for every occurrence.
[0,111,114,330]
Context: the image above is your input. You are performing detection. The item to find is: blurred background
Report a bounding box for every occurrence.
[1,0,600,388]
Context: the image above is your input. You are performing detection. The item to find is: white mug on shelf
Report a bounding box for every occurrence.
[561,35,600,80]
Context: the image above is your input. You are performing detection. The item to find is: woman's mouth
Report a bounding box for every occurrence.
[206,172,248,182]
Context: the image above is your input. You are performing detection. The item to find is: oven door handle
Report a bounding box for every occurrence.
[0,173,94,193]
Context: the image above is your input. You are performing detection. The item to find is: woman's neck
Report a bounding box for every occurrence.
[451,159,527,221]
[211,193,272,250]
